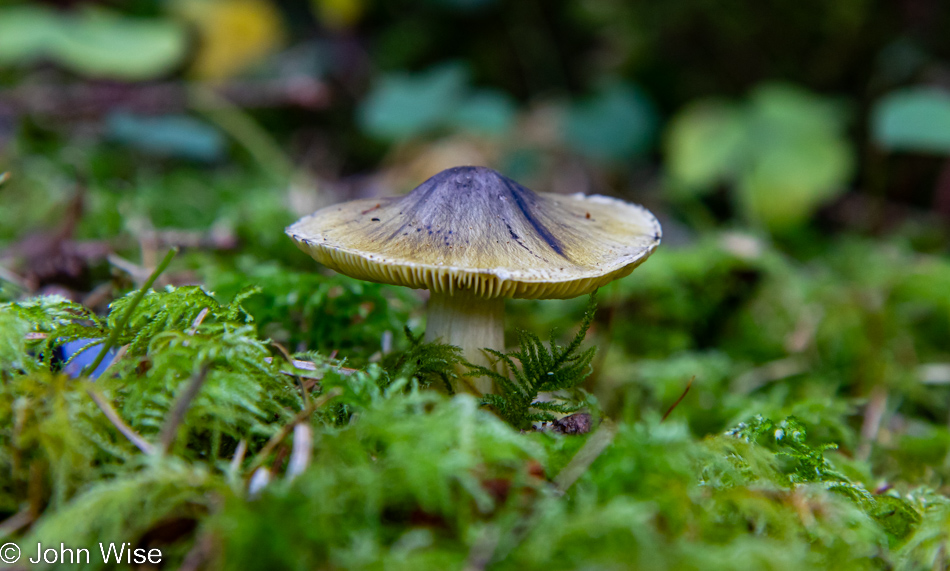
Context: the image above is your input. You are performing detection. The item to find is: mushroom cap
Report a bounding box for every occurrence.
[286,166,661,299]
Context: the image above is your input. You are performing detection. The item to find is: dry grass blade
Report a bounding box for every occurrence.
[489,420,618,566]
[158,365,212,455]
[0,264,27,289]
[264,356,358,379]
[552,419,618,493]
[84,247,178,375]
[229,440,247,477]
[248,468,271,498]
[858,385,888,461]
[107,254,150,283]
[188,307,211,335]
[177,532,216,571]
[285,424,313,481]
[0,508,33,539]
[463,526,500,571]
[85,383,154,455]
[246,387,343,476]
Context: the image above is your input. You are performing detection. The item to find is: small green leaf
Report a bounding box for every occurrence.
[0,6,61,63]
[564,81,658,161]
[358,62,469,139]
[738,133,852,231]
[0,6,187,80]
[451,89,516,135]
[665,101,747,194]
[664,83,854,232]
[107,113,226,162]
[872,87,950,154]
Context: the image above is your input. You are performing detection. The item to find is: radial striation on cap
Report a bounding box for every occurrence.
[286,166,661,299]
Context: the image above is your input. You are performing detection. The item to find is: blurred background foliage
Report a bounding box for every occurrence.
[2,0,950,569]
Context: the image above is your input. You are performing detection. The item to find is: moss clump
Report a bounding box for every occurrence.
[2,236,950,570]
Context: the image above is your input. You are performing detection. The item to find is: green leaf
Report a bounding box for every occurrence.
[737,134,851,231]
[872,87,950,154]
[358,62,469,139]
[107,113,227,162]
[0,6,188,80]
[740,85,853,231]
[0,5,61,63]
[664,83,854,232]
[564,81,658,161]
[56,8,188,80]
[665,101,747,194]
[450,89,517,135]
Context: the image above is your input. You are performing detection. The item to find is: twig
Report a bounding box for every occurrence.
[0,508,33,539]
[81,281,114,309]
[139,227,238,252]
[661,376,694,423]
[730,357,806,394]
[0,264,27,289]
[83,247,177,376]
[85,384,154,454]
[158,365,212,455]
[0,78,330,119]
[107,254,150,282]
[246,388,342,476]
[263,356,358,379]
[187,307,211,335]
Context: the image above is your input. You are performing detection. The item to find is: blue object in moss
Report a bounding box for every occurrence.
[59,338,115,379]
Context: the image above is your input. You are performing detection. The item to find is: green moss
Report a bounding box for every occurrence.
[1,232,950,570]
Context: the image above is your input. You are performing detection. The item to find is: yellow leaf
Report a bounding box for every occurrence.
[311,0,364,29]
[175,0,285,81]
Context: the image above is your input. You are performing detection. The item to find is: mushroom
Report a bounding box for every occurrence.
[286,166,660,395]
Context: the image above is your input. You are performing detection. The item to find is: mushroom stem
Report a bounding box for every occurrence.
[425,290,504,396]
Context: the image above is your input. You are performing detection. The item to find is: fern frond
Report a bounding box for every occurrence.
[469,292,599,430]
[381,327,465,391]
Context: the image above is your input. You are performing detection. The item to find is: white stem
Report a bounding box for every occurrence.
[425,291,504,396]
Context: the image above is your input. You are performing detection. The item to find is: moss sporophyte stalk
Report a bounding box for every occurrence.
[286,166,661,396]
